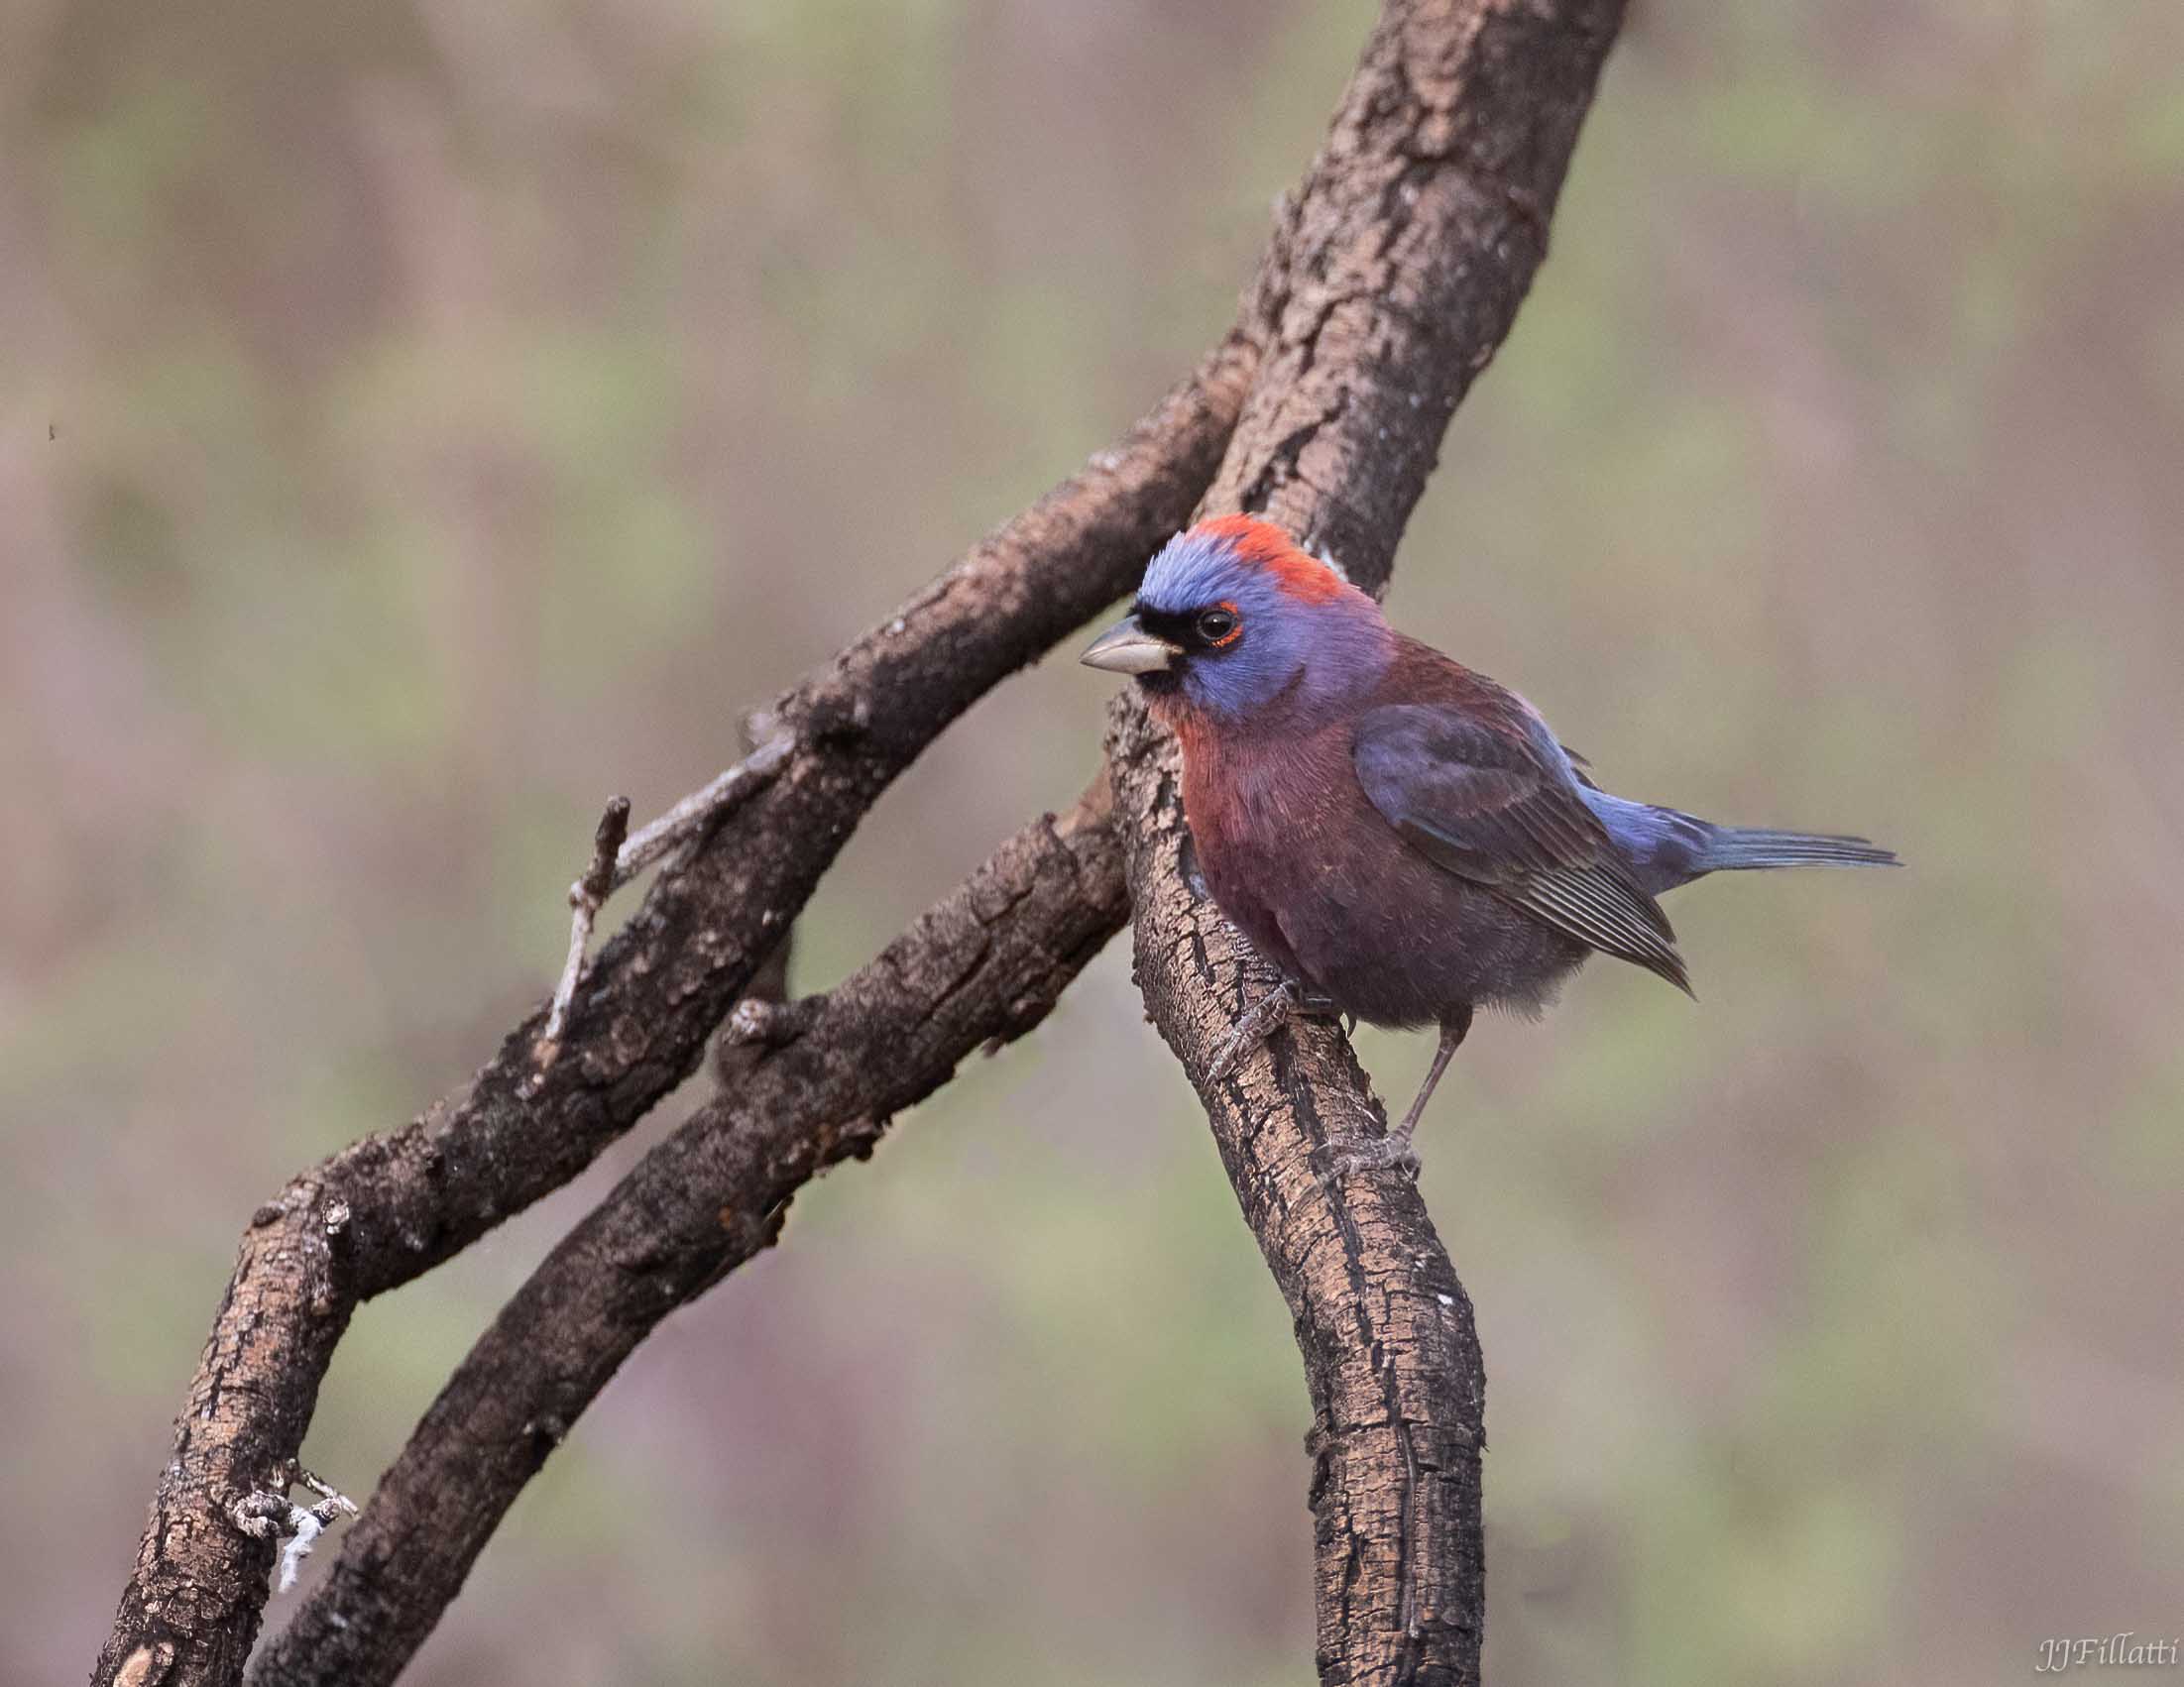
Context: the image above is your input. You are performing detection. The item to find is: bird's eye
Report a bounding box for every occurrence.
[1196,607,1240,647]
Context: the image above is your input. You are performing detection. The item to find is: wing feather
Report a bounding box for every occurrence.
[1354,703,1691,993]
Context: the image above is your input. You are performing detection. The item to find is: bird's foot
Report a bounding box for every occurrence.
[1317,1125,1421,1185]
[1207,980,1341,1082]
[1317,1007,1466,1186]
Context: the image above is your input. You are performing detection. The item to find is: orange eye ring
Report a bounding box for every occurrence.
[1199,601,1243,648]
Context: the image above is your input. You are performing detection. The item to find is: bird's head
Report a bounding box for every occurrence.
[1080,516,1391,725]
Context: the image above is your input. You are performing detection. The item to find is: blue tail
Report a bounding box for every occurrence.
[1693,826,1900,872]
[1578,789,1899,892]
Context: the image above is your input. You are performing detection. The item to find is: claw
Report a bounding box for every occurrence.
[1207,999,1279,1081]
[1207,978,1335,1081]
[1317,1128,1422,1185]
[1206,1036,1248,1084]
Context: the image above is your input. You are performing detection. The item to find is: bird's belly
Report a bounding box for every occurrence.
[1306,888,1591,1026]
[1202,814,1588,1028]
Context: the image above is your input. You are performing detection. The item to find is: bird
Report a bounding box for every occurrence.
[1081,514,1898,1177]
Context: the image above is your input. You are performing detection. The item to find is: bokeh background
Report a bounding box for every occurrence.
[7,0,2182,1682]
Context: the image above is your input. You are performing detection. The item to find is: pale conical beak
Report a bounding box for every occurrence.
[1080,614,1182,676]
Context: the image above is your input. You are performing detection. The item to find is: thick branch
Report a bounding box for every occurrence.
[252,784,1128,1687]
[1108,2,1625,1683]
[93,342,1253,1687]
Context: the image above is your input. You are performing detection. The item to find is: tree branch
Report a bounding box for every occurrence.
[1107,2,1625,1682]
[92,340,1254,1687]
[250,781,1128,1687]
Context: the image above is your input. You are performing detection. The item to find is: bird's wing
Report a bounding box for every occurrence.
[1352,703,1690,993]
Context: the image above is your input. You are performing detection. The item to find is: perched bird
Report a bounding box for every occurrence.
[1082,514,1897,1175]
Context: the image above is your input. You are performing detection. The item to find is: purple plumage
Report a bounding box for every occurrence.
[1082,515,1897,1172]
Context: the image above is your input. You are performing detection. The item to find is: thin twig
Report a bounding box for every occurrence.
[537,797,632,1055]
[612,729,794,892]
[535,732,794,1057]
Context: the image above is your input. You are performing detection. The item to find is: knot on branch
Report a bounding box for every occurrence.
[228,1469,359,1594]
[800,689,873,744]
[112,1640,175,1687]
[719,995,814,1051]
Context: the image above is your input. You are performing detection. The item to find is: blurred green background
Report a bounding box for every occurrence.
[7,0,2182,1682]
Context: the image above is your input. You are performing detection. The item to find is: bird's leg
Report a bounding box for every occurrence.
[1320,1004,1473,1182]
[1207,977,1341,1082]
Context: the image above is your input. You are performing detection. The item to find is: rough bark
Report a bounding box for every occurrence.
[1107,3,1626,1683]
[250,786,1127,1687]
[91,345,1252,1687]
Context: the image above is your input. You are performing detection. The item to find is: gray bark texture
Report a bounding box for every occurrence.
[90,3,1623,1684]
